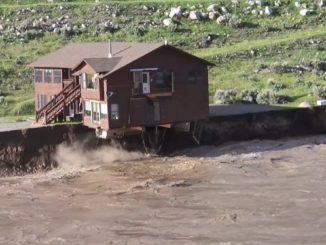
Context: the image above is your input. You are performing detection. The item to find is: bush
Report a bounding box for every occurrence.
[267,78,286,91]
[312,85,326,99]
[214,89,239,104]
[256,90,290,104]
[239,89,258,104]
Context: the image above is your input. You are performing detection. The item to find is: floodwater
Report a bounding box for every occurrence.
[1,135,326,245]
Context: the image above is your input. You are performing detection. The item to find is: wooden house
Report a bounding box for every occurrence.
[30,41,212,148]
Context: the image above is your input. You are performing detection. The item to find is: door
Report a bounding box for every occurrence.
[142,72,150,94]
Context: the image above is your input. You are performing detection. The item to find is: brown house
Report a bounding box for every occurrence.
[30,41,211,146]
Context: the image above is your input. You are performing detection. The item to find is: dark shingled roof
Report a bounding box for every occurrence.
[82,57,122,73]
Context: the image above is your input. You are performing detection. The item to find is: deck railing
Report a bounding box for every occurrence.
[36,82,81,124]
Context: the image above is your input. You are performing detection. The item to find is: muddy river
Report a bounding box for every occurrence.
[0,135,326,244]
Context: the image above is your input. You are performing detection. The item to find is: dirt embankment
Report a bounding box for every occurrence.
[0,125,96,176]
[1,106,326,176]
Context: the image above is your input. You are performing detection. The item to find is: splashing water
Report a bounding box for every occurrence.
[53,142,144,177]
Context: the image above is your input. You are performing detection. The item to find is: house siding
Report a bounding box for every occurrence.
[105,46,209,129]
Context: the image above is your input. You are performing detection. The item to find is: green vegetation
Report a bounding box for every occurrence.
[0,0,325,119]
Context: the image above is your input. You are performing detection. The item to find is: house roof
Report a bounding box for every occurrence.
[82,57,122,73]
[30,42,213,75]
[29,42,164,69]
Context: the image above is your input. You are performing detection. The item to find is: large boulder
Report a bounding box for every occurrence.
[264,6,273,15]
[189,10,202,20]
[209,11,219,20]
[216,15,229,24]
[169,6,182,19]
[207,4,220,12]
[300,8,313,16]
[319,0,326,7]
[163,18,173,26]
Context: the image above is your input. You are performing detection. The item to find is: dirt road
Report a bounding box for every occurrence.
[0,135,326,244]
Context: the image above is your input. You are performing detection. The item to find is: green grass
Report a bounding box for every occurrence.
[0,0,325,117]
[194,25,326,59]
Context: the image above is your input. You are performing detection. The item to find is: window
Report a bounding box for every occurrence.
[100,103,108,119]
[82,73,98,89]
[85,101,91,117]
[92,102,100,123]
[155,71,172,88]
[35,69,43,83]
[37,94,47,110]
[111,104,119,120]
[44,69,53,83]
[188,71,204,85]
[142,72,149,83]
[53,69,62,83]
[133,71,142,86]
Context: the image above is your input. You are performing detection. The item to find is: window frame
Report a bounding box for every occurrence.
[53,69,62,84]
[34,69,43,83]
[44,69,53,83]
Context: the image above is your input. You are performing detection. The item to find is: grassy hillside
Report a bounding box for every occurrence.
[0,0,325,117]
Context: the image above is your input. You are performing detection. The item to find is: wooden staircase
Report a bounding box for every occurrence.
[36,82,81,124]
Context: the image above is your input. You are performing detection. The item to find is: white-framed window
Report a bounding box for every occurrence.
[82,73,99,89]
[100,103,108,119]
[84,100,109,123]
[111,104,119,120]
[85,100,92,117]
[92,102,100,123]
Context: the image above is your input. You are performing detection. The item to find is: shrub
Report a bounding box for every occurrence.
[312,85,326,99]
[256,90,290,104]
[214,89,239,104]
[267,78,286,91]
[239,89,258,103]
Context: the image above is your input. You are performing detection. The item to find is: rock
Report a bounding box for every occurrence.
[248,0,255,6]
[0,24,3,31]
[202,12,209,19]
[182,11,189,18]
[163,18,173,26]
[207,4,220,12]
[295,1,301,8]
[274,0,281,7]
[255,0,266,6]
[169,6,182,19]
[264,6,273,15]
[251,9,258,16]
[143,5,148,11]
[221,6,228,13]
[208,11,219,20]
[216,15,229,24]
[300,8,312,16]
[319,0,326,7]
[189,10,202,20]
[298,101,312,108]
